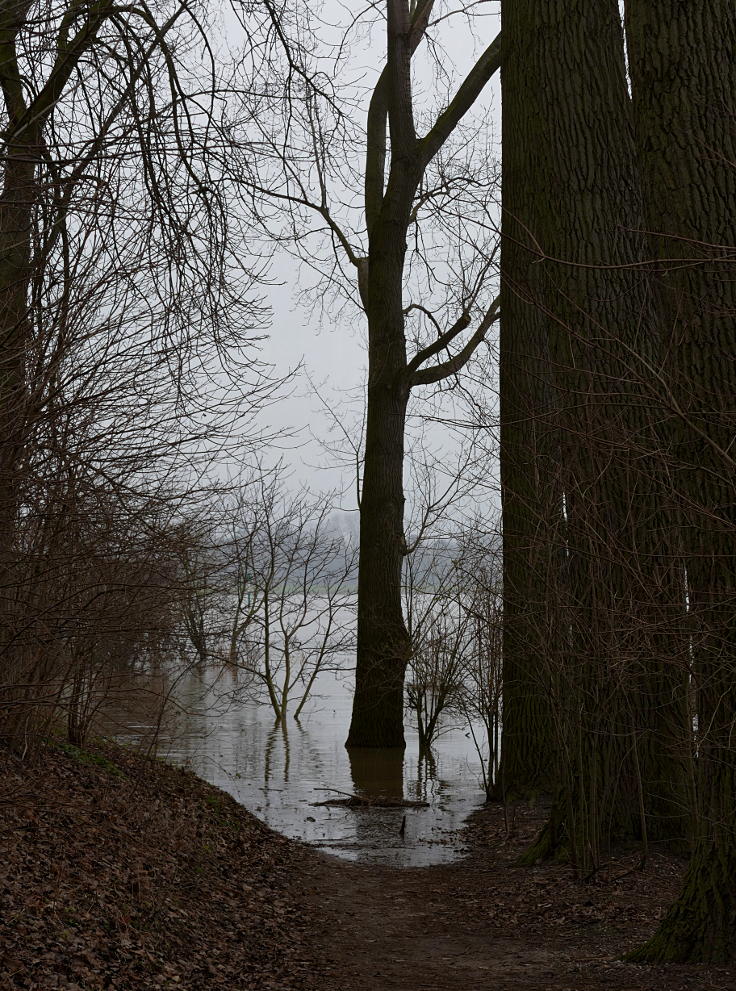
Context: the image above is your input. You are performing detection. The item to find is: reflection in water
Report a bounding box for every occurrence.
[109,666,485,867]
[348,747,404,799]
[416,750,437,801]
[264,720,293,786]
[346,747,408,854]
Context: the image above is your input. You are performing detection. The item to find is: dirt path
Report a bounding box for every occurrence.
[2,742,735,991]
[305,857,556,990]
[298,807,736,991]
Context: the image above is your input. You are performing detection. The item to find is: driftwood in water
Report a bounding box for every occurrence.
[312,788,428,809]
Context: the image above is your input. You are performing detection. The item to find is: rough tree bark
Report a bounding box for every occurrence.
[497,240,561,798]
[347,2,501,747]
[500,0,640,811]
[625,0,736,963]
[499,0,688,860]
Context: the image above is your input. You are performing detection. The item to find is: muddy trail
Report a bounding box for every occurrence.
[301,806,736,991]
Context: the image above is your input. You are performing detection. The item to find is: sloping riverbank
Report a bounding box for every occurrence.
[0,741,324,990]
[2,741,734,991]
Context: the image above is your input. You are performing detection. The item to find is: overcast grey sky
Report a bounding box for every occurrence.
[248,2,502,507]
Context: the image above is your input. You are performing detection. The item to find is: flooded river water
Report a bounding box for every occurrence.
[114,665,488,867]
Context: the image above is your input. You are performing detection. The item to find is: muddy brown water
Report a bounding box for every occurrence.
[109,665,490,867]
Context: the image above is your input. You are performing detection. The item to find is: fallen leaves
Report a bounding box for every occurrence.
[0,741,323,991]
[3,744,735,991]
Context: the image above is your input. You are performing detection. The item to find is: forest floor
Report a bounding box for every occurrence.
[2,740,735,991]
[307,806,736,991]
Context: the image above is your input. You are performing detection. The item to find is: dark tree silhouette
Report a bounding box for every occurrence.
[626,0,736,963]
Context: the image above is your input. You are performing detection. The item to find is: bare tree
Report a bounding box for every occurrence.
[182,470,358,722]
[0,0,279,748]
[453,525,503,799]
[404,541,468,753]
[237,0,502,746]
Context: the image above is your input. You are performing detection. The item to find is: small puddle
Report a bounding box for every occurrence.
[112,666,488,867]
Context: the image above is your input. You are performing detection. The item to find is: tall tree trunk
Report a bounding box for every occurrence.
[347,325,411,748]
[0,140,36,681]
[346,2,501,748]
[625,0,736,962]
[500,0,688,866]
[0,128,40,744]
[498,256,562,797]
[347,189,415,749]
[0,149,35,548]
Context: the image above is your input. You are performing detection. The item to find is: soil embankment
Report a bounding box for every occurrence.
[0,742,322,990]
[2,742,734,990]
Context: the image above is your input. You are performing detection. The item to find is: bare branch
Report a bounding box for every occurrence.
[406,310,471,377]
[386,0,417,153]
[409,294,499,388]
[419,30,501,166]
[14,0,117,139]
[365,0,435,235]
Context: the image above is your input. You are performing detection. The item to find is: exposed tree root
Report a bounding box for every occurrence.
[516,805,569,866]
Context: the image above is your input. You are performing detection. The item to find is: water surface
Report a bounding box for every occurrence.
[114,666,488,867]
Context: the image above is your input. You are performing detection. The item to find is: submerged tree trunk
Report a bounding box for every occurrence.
[346,3,501,748]
[348,234,413,748]
[625,0,736,962]
[346,0,422,749]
